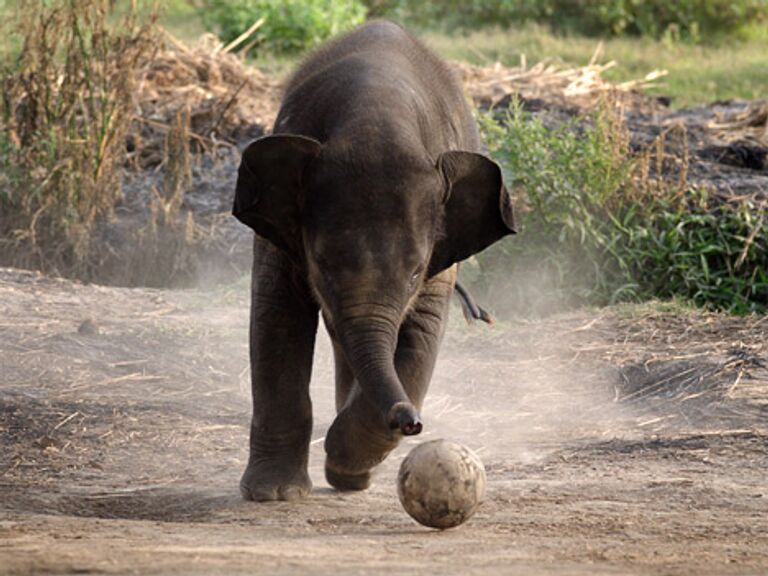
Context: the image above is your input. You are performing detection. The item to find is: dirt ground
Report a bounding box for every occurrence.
[1,266,767,575]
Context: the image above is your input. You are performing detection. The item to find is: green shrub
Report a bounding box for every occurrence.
[469,102,767,317]
[364,0,538,30]
[369,0,768,41]
[627,198,767,313]
[200,0,367,55]
[548,0,768,41]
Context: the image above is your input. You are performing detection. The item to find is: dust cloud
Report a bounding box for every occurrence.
[417,316,629,467]
[302,299,633,486]
[187,258,635,485]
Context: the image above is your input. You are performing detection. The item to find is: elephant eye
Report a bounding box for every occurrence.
[409,265,425,287]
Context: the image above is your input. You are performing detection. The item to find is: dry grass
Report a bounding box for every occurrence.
[130,30,281,168]
[601,307,767,432]
[0,11,279,286]
[0,0,158,278]
[708,101,768,148]
[454,44,667,112]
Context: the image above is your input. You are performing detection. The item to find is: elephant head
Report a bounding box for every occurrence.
[233,134,516,436]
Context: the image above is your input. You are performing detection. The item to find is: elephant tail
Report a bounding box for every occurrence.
[454,281,494,325]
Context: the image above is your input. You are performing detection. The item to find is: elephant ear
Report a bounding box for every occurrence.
[233,134,322,257]
[428,151,517,277]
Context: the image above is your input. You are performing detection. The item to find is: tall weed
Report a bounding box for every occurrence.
[0,0,157,278]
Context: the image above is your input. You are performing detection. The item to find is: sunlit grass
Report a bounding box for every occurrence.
[158,0,207,42]
[423,24,768,108]
[3,2,765,110]
[149,5,768,109]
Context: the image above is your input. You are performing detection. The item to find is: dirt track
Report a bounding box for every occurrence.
[1,267,767,575]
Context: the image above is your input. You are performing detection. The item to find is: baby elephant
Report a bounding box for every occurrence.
[233,20,516,501]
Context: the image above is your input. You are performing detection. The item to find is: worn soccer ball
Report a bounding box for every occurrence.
[397,439,486,529]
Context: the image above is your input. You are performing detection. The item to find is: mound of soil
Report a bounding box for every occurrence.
[130,33,281,168]
[625,100,768,198]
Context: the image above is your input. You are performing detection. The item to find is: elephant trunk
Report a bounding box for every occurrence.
[337,312,422,436]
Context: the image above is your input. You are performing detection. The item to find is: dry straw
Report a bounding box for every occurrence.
[454,42,668,112]
[0,0,158,278]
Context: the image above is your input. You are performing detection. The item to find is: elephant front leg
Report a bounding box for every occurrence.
[241,241,319,502]
[324,266,457,491]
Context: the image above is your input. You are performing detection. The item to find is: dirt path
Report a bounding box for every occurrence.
[1,267,767,575]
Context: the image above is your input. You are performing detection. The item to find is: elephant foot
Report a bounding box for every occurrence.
[240,456,311,502]
[325,462,371,491]
[324,404,398,492]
